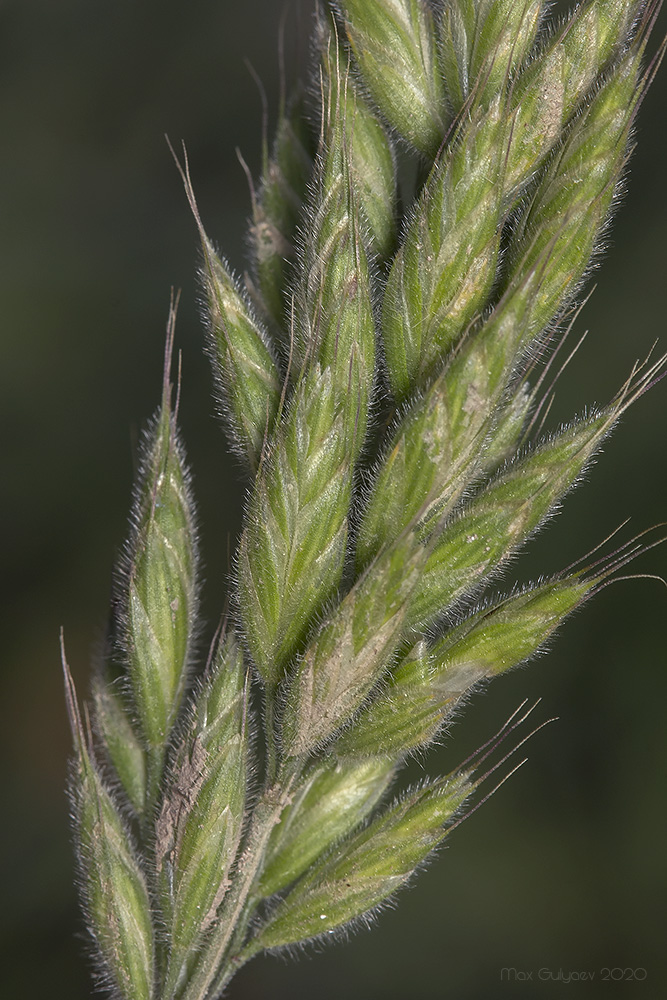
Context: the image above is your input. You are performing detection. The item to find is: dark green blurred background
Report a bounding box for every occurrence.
[1,1,665,997]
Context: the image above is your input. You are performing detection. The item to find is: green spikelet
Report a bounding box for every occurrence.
[294,42,376,451]
[91,672,147,816]
[172,151,282,472]
[120,308,198,817]
[64,656,155,1000]
[319,13,397,263]
[335,575,592,759]
[381,94,512,399]
[156,634,247,997]
[249,90,314,335]
[282,526,426,756]
[358,47,641,568]
[439,0,543,114]
[338,0,447,155]
[237,365,352,690]
[505,0,641,193]
[403,410,619,632]
[201,243,282,472]
[238,45,375,689]
[258,757,395,898]
[249,771,472,950]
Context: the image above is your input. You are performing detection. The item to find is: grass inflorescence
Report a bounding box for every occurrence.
[64,2,665,998]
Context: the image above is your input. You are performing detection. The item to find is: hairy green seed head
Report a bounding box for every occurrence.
[339,0,448,155]
[65,658,155,1000]
[251,771,472,951]
[66,3,664,996]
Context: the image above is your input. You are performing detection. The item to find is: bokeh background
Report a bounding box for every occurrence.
[2,1,666,997]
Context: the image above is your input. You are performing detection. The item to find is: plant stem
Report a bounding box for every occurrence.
[263,687,279,787]
[208,899,262,997]
[141,743,164,842]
